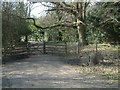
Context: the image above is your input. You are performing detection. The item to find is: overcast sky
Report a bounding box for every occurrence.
[30,0,117,18]
[29,1,100,18]
[30,3,48,18]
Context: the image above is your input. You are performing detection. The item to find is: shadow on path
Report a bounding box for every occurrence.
[2,55,118,88]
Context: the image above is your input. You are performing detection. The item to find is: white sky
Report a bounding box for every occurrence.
[30,0,109,18]
[30,1,100,18]
[30,3,48,18]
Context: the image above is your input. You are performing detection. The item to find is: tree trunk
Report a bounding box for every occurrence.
[76,2,88,45]
[77,19,88,45]
[80,24,87,45]
[25,35,28,42]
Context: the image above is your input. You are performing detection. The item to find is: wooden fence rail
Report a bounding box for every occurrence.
[27,41,83,55]
[2,42,29,56]
[3,41,82,56]
[43,41,67,54]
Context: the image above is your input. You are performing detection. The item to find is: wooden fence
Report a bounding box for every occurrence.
[2,42,29,57]
[43,41,67,54]
[3,41,82,56]
[28,41,82,55]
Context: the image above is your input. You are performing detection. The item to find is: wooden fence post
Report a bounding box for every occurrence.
[65,41,67,54]
[77,41,80,55]
[117,42,120,59]
[43,41,46,54]
[95,42,98,61]
[27,42,30,54]
[95,42,98,53]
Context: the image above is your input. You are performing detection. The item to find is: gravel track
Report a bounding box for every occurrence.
[2,55,118,88]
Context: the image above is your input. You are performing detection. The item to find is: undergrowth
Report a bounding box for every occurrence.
[78,65,119,81]
[78,43,119,82]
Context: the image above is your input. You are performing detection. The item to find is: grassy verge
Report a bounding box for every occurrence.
[78,65,119,82]
[78,43,119,82]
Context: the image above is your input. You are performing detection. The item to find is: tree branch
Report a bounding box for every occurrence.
[47,7,77,16]
[7,12,85,30]
[62,2,72,7]
[100,18,120,26]
[40,2,54,8]
[26,18,77,29]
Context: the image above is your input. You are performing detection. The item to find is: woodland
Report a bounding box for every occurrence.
[2,1,120,83]
[2,1,120,55]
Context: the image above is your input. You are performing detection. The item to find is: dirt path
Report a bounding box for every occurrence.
[2,55,118,88]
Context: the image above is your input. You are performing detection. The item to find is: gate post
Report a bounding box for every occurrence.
[95,42,98,53]
[77,41,80,55]
[43,41,46,54]
[65,41,67,54]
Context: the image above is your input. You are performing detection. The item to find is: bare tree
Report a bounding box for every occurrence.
[27,1,90,45]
